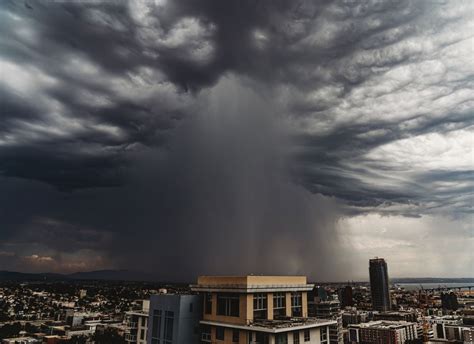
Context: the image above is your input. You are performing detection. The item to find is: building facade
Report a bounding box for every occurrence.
[339,287,354,308]
[369,258,391,312]
[309,299,343,344]
[191,275,336,344]
[146,294,202,344]
[125,300,150,344]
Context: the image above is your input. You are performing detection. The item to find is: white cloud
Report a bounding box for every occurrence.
[338,213,474,279]
[365,127,474,171]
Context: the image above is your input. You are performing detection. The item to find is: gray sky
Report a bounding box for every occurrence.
[0,0,472,281]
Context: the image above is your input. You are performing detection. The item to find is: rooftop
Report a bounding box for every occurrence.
[201,317,336,333]
[349,320,416,330]
[191,275,314,293]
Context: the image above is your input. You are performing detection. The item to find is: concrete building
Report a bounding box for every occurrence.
[431,321,473,343]
[146,294,202,344]
[341,309,372,327]
[369,258,391,312]
[125,300,150,344]
[191,275,336,344]
[348,320,419,344]
[2,338,41,344]
[463,327,474,344]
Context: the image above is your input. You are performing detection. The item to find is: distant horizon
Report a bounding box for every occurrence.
[2,269,473,284]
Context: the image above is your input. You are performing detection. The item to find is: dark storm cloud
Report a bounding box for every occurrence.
[0,0,472,277]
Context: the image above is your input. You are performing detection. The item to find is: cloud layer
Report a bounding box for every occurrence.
[0,0,472,279]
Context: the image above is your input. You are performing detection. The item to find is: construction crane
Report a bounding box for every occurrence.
[418,284,430,342]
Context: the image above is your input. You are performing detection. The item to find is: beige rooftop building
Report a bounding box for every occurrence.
[191,275,336,344]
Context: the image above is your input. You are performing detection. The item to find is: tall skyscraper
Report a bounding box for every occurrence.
[369,258,391,311]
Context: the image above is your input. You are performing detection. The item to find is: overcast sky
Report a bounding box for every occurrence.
[0,0,472,281]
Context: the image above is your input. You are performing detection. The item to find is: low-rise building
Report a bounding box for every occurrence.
[463,327,474,344]
[2,338,41,344]
[309,299,343,344]
[125,300,150,344]
[373,311,417,323]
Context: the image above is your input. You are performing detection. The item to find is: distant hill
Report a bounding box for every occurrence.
[67,269,154,281]
[0,271,65,281]
[0,270,154,282]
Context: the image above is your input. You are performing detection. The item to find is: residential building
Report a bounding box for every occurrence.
[373,311,417,323]
[369,258,391,312]
[125,300,150,344]
[348,320,419,344]
[432,322,473,343]
[2,338,41,344]
[309,299,342,344]
[147,294,202,344]
[342,310,371,327]
[191,275,336,344]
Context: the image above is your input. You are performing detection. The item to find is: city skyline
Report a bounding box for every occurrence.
[0,0,472,280]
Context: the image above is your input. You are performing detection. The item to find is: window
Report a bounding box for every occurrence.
[205,293,212,314]
[189,302,193,313]
[291,292,302,317]
[201,325,211,342]
[273,293,286,318]
[253,293,267,319]
[216,327,225,340]
[232,330,239,342]
[151,309,161,342]
[304,329,310,342]
[256,332,269,344]
[141,316,146,327]
[163,311,174,343]
[276,333,288,344]
[140,329,145,340]
[320,327,327,343]
[293,331,300,344]
[217,293,240,317]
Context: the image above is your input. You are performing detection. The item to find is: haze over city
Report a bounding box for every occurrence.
[0,0,472,281]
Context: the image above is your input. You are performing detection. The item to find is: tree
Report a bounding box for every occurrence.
[64,336,87,344]
[0,322,22,339]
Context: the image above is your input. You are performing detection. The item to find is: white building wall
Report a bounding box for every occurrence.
[270,327,328,344]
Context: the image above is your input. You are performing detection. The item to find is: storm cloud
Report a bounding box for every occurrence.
[0,0,472,279]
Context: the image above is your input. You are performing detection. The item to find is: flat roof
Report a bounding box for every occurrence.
[349,320,416,330]
[201,317,336,333]
[192,275,313,293]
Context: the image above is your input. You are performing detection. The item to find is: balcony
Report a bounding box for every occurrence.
[125,333,137,342]
[126,321,138,329]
